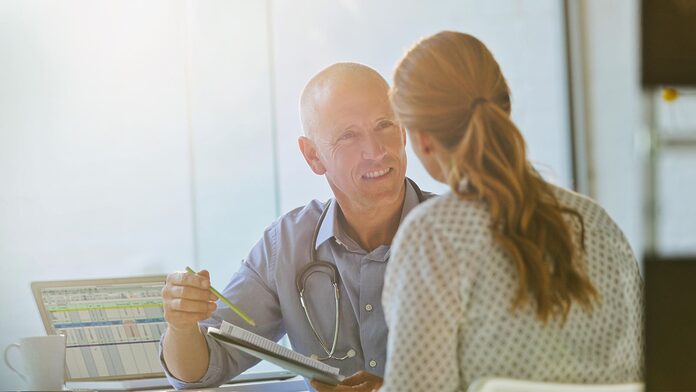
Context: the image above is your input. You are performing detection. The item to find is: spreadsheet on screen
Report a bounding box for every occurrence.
[36,280,166,380]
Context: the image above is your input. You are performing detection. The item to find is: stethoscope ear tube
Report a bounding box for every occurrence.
[296,198,334,293]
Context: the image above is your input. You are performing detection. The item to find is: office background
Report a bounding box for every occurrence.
[0,0,694,389]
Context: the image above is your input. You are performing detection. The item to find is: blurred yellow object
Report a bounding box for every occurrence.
[662,87,679,102]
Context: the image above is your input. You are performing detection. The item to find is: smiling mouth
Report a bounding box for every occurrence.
[362,167,392,179]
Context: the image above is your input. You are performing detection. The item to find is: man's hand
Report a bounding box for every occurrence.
[161,269,217,382]
[311,371,383,392]
[162,269,218,331]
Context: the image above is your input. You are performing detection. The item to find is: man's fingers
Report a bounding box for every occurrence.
[316,372,381,391]
[341,371,382,387]
[168,285,213,302]
[162,283,216,303]
[169,298,216,313]
[162,269,216,330]
[309,380,351,392]
[163,309,211,325]
[167,271,210,289]
[341,371,371,386]
[309,380,374,391]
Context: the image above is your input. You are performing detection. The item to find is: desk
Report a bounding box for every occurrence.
[141,376,308,392]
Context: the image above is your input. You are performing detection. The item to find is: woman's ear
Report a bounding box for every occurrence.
[412,129,435,155]
[298,136,326,175]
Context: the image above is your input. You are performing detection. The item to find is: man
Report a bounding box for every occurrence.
[160,62,431,391]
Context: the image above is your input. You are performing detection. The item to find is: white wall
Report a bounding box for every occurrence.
[0,1,195,389]
[183,0,278,290]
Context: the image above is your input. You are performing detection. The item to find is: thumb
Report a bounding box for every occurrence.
[197,269,211,279]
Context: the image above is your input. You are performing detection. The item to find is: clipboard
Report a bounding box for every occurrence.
[208,329,345,386]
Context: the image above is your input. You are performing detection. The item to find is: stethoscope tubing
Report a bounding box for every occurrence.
[297,178,424,361]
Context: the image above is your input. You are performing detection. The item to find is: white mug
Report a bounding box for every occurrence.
[4,335,66,391]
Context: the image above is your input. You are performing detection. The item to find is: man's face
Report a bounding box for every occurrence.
[306,81,407,210]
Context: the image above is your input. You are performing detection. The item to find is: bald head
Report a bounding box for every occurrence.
[300,62,389,139]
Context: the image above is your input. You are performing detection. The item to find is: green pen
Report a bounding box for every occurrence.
[185,266,256,327]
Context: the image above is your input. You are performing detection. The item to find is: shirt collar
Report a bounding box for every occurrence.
[314,178,422,251]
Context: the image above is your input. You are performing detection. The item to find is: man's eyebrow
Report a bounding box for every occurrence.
[338,123,360,133]
[373,117,395,126]
[326,127,351,142]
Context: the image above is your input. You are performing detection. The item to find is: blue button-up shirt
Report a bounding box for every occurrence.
[161,180,430,389]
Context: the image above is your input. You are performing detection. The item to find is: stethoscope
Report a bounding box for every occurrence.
[295,178,425,361]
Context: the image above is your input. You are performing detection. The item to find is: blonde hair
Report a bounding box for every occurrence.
[390,31,597,323]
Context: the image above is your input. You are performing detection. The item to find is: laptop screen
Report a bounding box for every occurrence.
[32,276,167,381]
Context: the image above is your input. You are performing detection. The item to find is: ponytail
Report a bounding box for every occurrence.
[390,31,598,323]
[449,101,596,323]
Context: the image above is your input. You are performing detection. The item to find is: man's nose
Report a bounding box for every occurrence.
[361,133,386,160]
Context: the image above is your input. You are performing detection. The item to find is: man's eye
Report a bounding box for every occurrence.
[339,132,355,140]
[377,121,394,130]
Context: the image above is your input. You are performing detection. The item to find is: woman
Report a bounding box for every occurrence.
[380,31,643,391]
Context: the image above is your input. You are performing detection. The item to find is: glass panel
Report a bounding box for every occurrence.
[658,150,696,254]
[185,1,277,290]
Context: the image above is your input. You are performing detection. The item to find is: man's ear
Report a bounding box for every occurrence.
[298,136,327,175]
[400,126,407,147]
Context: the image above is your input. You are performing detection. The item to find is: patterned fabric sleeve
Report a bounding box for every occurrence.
[381,212,463,392]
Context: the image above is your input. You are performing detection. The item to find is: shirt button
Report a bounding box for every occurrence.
[369,360,377,368]
[365,304,373,312]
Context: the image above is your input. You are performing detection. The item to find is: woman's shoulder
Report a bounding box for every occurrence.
[550,184,623,232]
[405,191,489,225]
[398,191,493,254]
[406,184,622,233]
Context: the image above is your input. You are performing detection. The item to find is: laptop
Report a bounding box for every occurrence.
[32,275,296,390]
[32,275,174,390]
[645,254,696,392]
